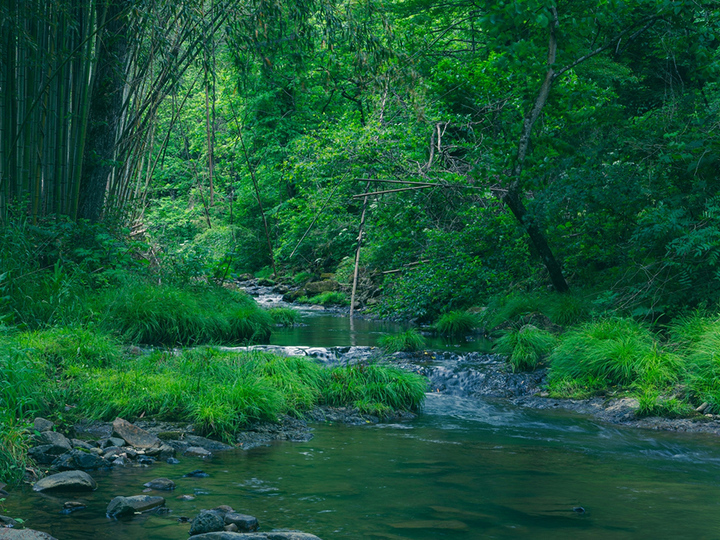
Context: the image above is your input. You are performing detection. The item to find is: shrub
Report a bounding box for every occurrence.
[378,329,426,353]
[435,311,478,337]
[495,325,556,372]
[548,318,681,388]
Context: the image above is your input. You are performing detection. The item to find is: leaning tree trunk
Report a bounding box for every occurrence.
[502,7,569,293]
[77,0,129,222]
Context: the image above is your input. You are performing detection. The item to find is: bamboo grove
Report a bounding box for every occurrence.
[0,0,237,224]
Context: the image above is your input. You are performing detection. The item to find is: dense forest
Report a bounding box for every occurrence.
[1,0,720,489]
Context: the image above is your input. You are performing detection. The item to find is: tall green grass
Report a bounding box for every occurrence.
[322,363,427,417]
[547,318,681,396]
[435,311,478,336]
[496,325,556,372]
[99,282,272,345]
[267,307,301,326]
[378,329,426,353]
[299,291,349,306]
[674,315,720,412]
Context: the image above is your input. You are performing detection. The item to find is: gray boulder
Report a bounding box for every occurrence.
[32,431,72,457]
[0,529,59,540]
[189,510,226,535]
[33,470,97,492]
[107,495,165,517]
[52,449,110,471]
[33,417,54,432]
[112,418,161,448]
[224,513,259,532]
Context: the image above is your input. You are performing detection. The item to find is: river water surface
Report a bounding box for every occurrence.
[4,310,720,539]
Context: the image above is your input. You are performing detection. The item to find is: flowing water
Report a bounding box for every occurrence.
[5,309,720,539]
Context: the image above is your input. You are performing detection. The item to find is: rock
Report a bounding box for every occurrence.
[225,524,239,533]
[143,478,175,491]
[112,418,161,449]
[52,449,110,471]
[137,456,155,465]
[71,439,95,450]
[214,505,234,514]
[107,495,165,517]
[145,443,175,460]
[98,437,122,449]
[103,446,123,459]
[224,512,258,532]
[303,280,338,295]
[178,495,195,501]
[59,501,86,515]
[183,435,233,452]
[112,456,131,467]
[27,446,60,465]
[0,515,19,527]
[167,457,181,465]
[0,529,59,539]
[189,510,226,535]
[187,533,322,540]
[33,471,97,492]
[184,446,212,458]
[183,469,209,478]
[33,418,54,432]
[33,431,72,453]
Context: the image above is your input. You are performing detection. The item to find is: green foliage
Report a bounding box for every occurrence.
[679,318,720,412]
[267,307,301,326]
[484,292,591,330]
[99,281,272,346]
[549,319,681,388]
[378,329,426,353]
[635,388,693,418]
[322,363,427,415]
[496,325,556,372]
[435,311,478,337]
[300,291,349,306]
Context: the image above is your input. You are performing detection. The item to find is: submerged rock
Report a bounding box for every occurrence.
[143,478,175,491]
[107,495,165,517]
[33,471,97,492]
[188,532,322,540]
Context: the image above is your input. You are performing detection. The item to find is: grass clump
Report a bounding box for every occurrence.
[377,329,426,353]
[435,311,478,337]
[674,316,720,412]
[547,318,681,396]
[267,307,301,326]
[100,281,272,346]
[322,363,427,417]
[495,325,556,372]
[483,292,590,330]
[300,291,349,306]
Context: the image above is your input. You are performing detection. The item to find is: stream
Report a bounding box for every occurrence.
[4,298,720,539]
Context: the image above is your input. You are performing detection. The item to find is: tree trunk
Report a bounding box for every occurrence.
[502,7,570,293]
[77,0,129,222]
